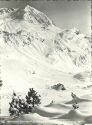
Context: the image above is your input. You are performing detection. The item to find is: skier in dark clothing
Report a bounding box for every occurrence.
[72,102,79,109]
[71,92,79,109]
[71,92,77,103]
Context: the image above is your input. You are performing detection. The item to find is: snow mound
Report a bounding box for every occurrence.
[57,109,92,122]
[45,102,71,109]
[65,96,92,104]
[8,113,63,125]
[11,113,48,121]
[33,106,64,118]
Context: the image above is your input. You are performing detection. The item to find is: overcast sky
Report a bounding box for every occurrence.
[0,0,91,34]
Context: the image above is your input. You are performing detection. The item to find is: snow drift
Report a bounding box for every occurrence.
[65,96,92,104]
[57,109,92,123]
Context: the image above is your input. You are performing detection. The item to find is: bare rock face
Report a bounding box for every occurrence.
[51,83,66,91]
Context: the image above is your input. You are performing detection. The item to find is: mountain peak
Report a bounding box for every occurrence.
[24,5,39,13]
[0,8,17,18]
[24,5,52,27]
[0,5,52,28]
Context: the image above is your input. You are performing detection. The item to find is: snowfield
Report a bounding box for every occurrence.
[0,5,91,125]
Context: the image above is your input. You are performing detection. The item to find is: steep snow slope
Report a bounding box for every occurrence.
[0,5,91,73]
[54,28,91,71]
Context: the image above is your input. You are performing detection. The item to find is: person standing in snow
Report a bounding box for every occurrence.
[71,92,77,103]
[71,92,79,109]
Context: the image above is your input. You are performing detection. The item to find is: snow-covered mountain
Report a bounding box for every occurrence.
[0,5,91,116]
[54,28,91,70]
[0,5,91,73]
